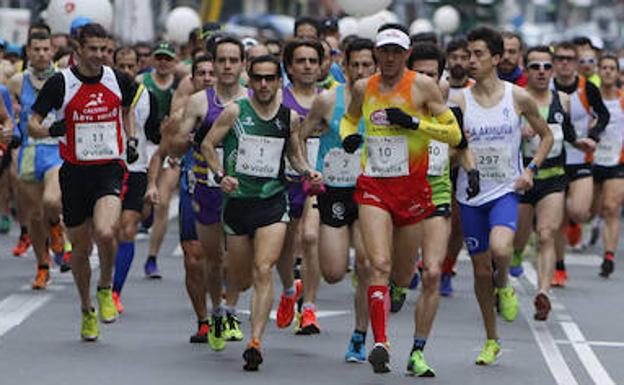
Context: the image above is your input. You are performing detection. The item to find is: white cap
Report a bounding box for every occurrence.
[376,28,410,50]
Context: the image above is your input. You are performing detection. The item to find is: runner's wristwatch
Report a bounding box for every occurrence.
[213,172,224,185]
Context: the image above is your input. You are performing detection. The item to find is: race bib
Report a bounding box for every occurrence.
[236,134,284,178]
[75,121,119,161]
[595,132,622,166]
[365,136,409,177]
[427,140,449,176]
[323,148,362,187]
[472,144,513,182]
[524,124,563,159]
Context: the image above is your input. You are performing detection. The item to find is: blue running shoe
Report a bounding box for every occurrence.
[439,272,453,297]
[409,271,420,290]
[144,257,162,279]
[345,332,366,363]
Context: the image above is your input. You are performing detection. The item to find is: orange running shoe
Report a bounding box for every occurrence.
[31,266,50,290]
[12,234,31,257]
[276,279,302,328]
[49,223,64,254]
[551,269,568,287]
[112,291,125,314]
[296,307,320,335]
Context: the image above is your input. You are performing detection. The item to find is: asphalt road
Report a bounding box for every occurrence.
[0,209,622,385]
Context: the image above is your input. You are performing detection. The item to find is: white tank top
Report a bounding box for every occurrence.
[457,82,523,206]
[594,98,624,167]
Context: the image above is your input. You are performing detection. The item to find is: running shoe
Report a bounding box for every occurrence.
[0,215,10,234]
[112,291,124,314]
[496,286,519,322]
[533,293,551,321]
[406,350,435,377]
[243,340,263,371]
[12,234,31,257]
[409,271,420,290]
[224,313,244,341]
[551,269,567,287]
[599,258,614,278]
[60,250,72,272]
[97,287,118,323]
[509,251,524,277]
[189,320,209,343]
[345,332,366,363]
[49,223,64,255]
[296,307,320,335]
[144,257,162,279]
[276,279,302,328]
[475,339,500,365]
[390,282,407,313]
[31,266,50,290]
[81,308,99,342]
[368,342,391,373]
[439,272,453,297]
[208,315,226,351]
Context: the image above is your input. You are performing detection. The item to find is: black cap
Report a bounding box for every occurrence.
[323,18,339,33]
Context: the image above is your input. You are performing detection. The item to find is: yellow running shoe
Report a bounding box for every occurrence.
[97,287,118,323]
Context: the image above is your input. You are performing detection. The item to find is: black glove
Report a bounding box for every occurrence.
[342,133,362,154]
[8,134,22,149]
[466,169,480,200]
[48,119,66,137]
[385,108,419,130]
[126,137,139,164]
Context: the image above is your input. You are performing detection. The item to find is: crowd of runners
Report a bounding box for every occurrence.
[0,13,621,375]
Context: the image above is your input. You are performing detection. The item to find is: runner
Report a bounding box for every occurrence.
[301,37,375,362]
[28,23,137,341]
[512,45,595,320]
[7,31,66,289]
[550,41,609,287]
[497,32,527,87]
[594,54,624,278]
[340,23,462,374]
[450,26,553,365]
[137,41,179,279]
[201,54,322,371]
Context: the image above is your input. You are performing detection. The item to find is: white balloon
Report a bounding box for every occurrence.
[409,19,434,35]
[433,5,460,34]
[165,7,201,44]
[44,0,113,34]
[336,0,392,17]
[338,17,358,39]
[357,10,399,40]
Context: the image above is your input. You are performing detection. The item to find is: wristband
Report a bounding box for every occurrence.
[213,172,224,185]
[527,162,539,174]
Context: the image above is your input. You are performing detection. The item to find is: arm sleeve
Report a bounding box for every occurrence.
[144,90,161,144]
[586,82,609,140]
[114,70,136,108]
[561,110,577,143]
[450,106,468,149]
[418,109,462,147]
[31,73,64,116]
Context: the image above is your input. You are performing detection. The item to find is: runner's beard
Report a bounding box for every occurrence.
[450,65,468,80]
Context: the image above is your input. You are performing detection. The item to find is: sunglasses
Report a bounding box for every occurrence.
[579,57,597,65]
[249,73,279,82]
[554,55,576,62]
[527,61,553,71]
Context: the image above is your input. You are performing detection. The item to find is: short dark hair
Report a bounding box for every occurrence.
[345,38,375,64]
[554,41,577,56]
[53,46,72,62]
[446,37,469,55]
[210,35,244,61]
[78,23,108,46]
[294,17,321,38]
[113,46,138,64]
[134,41,151,51]
[192,54,213,77]
[599,54,619,71]
[502,31,523,49]
[283,39,324,70]
[467,26,504,57]
[572,36,592,47]
[408,43,445,80]
[28,22,51,36]
[524,45,552,64]
[378,23,409,36]
[248,55,282,77]
[27,32,51,47]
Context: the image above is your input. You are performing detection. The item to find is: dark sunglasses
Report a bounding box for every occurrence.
[249,73,279,82]
[554,55,576,62]
[527,61,553,71]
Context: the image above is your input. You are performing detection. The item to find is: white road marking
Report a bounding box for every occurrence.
[0,292,52,339]
[458,250,601,267]
[555,340,624,349]
[238,309,350,321]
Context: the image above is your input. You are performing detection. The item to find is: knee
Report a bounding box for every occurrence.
[121,222,137,241]
[421,266,441,289]
[322,267,344,284]
[369,256,391,278]
[94,226,116,246]
[490,241,513,260]
[568,206,590,223]
[302,229,318,248]
[253,264,273,283]
[601,201,619,219]
[536,225,557,246]
[183,250,202,272]
[42,195,61,217]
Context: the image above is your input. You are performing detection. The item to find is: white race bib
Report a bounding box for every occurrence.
[472,144,513,182]
[427,140,449,176]
[595,131,622,166]
[365,136,409,178]
[323,148,362,187]
[524,124,564,159]
[206,147,224,187]
[75,121,119,161]
[236,134,284,178]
